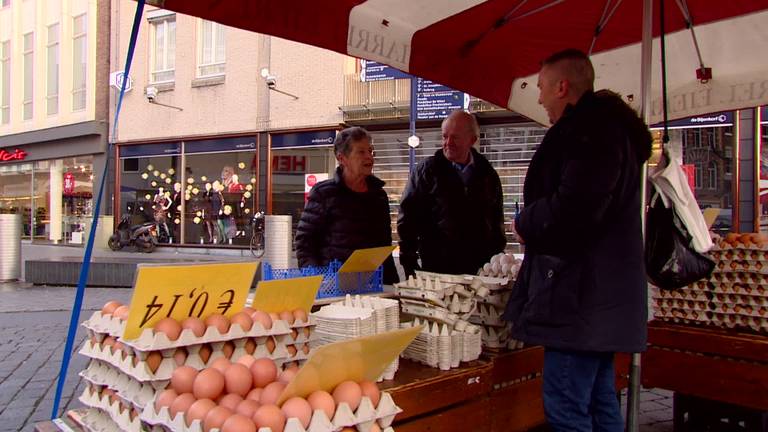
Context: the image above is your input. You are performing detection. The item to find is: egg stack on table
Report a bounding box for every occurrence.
[76,301,315,431]
[313,295,400,381]
[141,359,399,432]
[652,232,768,334]
[475,252,522,350]
[395,272,483,370]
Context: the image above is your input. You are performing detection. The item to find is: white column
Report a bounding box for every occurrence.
[49,159,63,243]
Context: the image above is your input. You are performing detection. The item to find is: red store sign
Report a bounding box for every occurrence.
[0,148,27,162]
[64,173,76,195]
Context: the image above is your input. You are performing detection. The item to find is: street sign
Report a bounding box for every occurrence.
[360,60,411,82]
[109,71,133,92]
[415,78,469,120]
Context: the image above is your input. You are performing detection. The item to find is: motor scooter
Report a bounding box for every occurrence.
[108,213,159,253]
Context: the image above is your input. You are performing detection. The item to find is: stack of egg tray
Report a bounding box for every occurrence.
[396,272,483,370]
[652,238,768,334]
[76,310,316,431]
[475,252,524,350]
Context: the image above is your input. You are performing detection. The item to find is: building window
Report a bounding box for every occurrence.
[198,20,225,77]
[72,14,87,111]
[46,23,60,116]
[707,161,718,190]
[1,40,9,124]
[694,163,702,189]
[150,16,175,83]
[22,32,33,120]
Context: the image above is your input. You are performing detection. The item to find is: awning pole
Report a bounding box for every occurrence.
[627,0,654,430]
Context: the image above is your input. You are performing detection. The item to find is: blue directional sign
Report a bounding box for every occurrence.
[360,60,411,82]
[415,78,469,121]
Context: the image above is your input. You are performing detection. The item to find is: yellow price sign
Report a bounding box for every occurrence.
[338,246,396,273]
[122,261,259,340]
[251,276,322,313]
[277,326,422,404]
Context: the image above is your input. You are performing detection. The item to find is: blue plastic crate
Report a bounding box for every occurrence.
[262,260,383,299]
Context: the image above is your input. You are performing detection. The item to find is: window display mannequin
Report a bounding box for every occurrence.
[211,181,226,243]
[153,187,172,242]
[170,183,183,242]
[222,166,244,193]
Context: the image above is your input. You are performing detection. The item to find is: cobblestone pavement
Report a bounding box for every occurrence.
[0,282,675,431]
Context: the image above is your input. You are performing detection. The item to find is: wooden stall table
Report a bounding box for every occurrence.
[642,320,768,429]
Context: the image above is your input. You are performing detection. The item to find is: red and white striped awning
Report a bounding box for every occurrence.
[146,0,768,125]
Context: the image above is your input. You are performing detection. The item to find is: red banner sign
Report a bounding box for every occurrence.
[0,148,27,162]
[64,173,76,195]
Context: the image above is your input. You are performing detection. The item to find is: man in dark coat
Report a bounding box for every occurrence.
[295,127,398,284]
[398,111,506,277]
[504,49,652,432]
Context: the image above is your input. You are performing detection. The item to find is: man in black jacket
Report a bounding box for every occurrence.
[295,127,398,284]
[398,111,506,276]
[504,49,652,432]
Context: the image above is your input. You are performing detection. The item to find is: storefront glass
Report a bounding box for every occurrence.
[0,162,33,238]
[759,106,768,233]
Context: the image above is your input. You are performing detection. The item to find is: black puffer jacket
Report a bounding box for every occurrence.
[503,90,652,353]
[398,148,506,275]
[295,167,398,284]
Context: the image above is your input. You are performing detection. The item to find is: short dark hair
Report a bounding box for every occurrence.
[542,48,595,94]
[334,127,371,157]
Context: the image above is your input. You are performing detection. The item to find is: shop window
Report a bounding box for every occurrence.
[46,23,60,116]
[197,20,225,77]
[694,164,702,189]
[707,161,717,190]
[150,15,175,83]
[72,14,87,111]
[0,40,9,124]
[0,163,32,238]
[22,32,33,120]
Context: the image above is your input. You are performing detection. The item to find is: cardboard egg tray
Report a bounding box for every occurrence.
[713,260,768,274]
[481,325,513,349]
[709,301,768,317]
[77,407,164,432]
[468,303,507,327]
[711,248,768,262]
[79,359,163,410]
[712,292,768,307]
[653,298,709,312]
[400,319,481,369]
[399,299,461,326]
[651,285,710,302]
[78,385,149,432]
[653,306,710,325]
[709,312,768,332]
[140,391,401,432]
[79,336,296,382]
[332,295,400,335]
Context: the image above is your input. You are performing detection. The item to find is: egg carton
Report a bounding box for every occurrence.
[82,311,127,338]
[709,302,768,318]
[331,295,400,334]
[413,271,474,285]
[399,299,460,326]
[714,242,768,251]
[481,325,512,349]
[653,298,709,312]
[712,293,768,307]
[469,303,506,327]
[475,289,513,308]
[79,359,162,410]
[709,312,768,332]
[141,391,401,432]
[78,407,164,432]
[120,316,313,353]
[79,338,293,382]
[400,319,481,368]
[78,385,146,432]
[396,274,459,294]
[650,286,710,302]
[712,283,768,296]
[652,306,710,324]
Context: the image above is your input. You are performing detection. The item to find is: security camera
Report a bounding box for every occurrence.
[146,86,158,101]
[265,75,277,88]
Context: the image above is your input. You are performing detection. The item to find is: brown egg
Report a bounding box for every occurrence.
[285,363,299,373]
[113,305,130,321]
[253,404,286,432]
[303,327,311,338]
[173,348,187,366]
[241,306,256,315]
[290,329,299,341]
[182,317,207,338]
[250,358,278,387]
[281,397,312,428]
[113,341,126,360]
[155,389,177,411]
[359,380,381,407]
[171,365,198,394]
[236,354,256,369]
[101,301,122,316]
[222,341,235,359]
[145,351,163,373]
[333,381,362,411]
[222,414,257,432]
[259,381,286,405]
[102,336,116,351]
[193,368,225,400]
[203,406,233,432]
[186,398,216,426]
[154,317,182,341]
[225,363,254,397]
[210,357,231,373]
[236,399,261,418]
[307,390,335,419]
[199,344,213,364]
[286,345,298,358]
[301,343,310,355]
[218,393,244,411]
[340,428,357,432]
[268,312,280,322]
[230,312,254,332]
[246,388,263,402]
[244,338,257,354]
[266,337,276,353]
[292,309,308,324]
[169,393,196,419]
[278,368,296,385]
[278,311,295,325]
[205,314,231,334]
[251,311,273,330]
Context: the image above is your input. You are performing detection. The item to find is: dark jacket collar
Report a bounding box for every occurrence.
[334,166,385,191]
[434,147,490,170]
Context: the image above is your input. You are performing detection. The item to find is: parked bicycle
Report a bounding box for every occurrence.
[249,211,265,257]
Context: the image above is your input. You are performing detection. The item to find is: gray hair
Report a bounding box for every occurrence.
[542,48,595,95]
[334,127,371,157]
[442,110,480,138]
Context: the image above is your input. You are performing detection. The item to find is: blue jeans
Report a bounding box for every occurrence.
[543,349,624,432]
